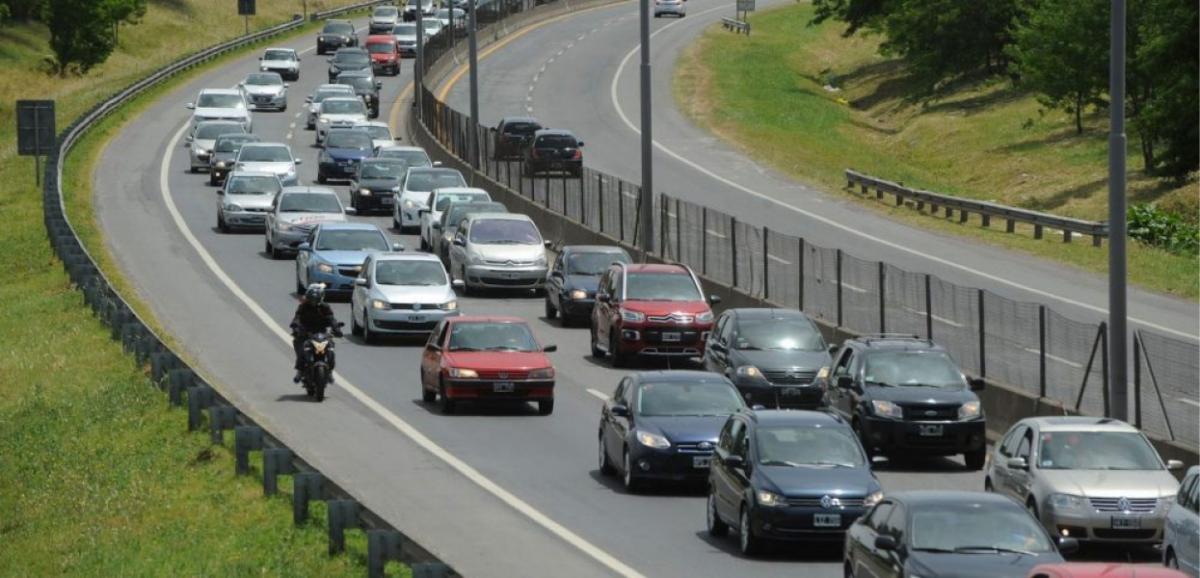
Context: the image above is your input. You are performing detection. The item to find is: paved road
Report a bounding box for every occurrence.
[88,11,999,578]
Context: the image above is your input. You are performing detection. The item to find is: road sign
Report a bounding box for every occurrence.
[737,0,755,11]
[17,100,55,156]
[238,0,256,16]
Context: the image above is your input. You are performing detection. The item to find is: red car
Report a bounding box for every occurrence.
[420,316,557,415]
[1028,563,1189,578]
[589,262,718,366]
[365,35,400,76]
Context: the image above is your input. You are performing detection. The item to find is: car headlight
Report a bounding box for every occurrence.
[225,203,244,212]
[528,367,555,379]
[816,366,831,381]
[260,66,269,72]
[441,300,457,311]
[278,222,294,232]
[468,253,483,264]
[533,255,547,266]
[319,117,330,124]
[756,490,787,508]
[697,311,714,323]
[736,366,763,379]
[448,367,477,379]
[215,161,227,168]
[568,289,588,300]
[1049,493,1086,511]
[359,188,373,196]
[872,400,903,419]
[864,490,883,508]
[403,199,415,209]
[958,401,982,420]
[316,263,335,274]
[371,299,388,310]
[194,148,208,156]
[620,309,645,322]
[636,431,670,449]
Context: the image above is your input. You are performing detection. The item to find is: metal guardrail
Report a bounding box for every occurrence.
[720,17,750,34]
[846,169,1109,246]
[41,2,458,576]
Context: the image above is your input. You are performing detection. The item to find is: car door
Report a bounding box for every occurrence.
[1006,427,1035,502]
[352,256,372,324]
[852,500,895,578]
[296,229,318,286]
[448,221,469,278]
[991,424,1027,497]
[712,418,746,522]
[874,503,906,578]
[420,320,449,390]
[828,348,857,418]
[704,312,733,374]
[266,194,281,243]
[601,379,629,462]
[546,252,566,309]
[592,268,615,343]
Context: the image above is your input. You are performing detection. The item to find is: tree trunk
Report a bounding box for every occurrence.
[1075,92,1083,134]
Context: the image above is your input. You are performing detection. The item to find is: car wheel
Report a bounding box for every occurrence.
[739,506,763,556]
[622,449,641,493]
[964,448,986,471]
[351,309,364,337]
[362,311,377,345]
[318,172,327,184]
[296,276,304,295]
[209,172,218,186]
[392,213,402,230]
[707,491,730,537]
[218,214,229,233]
[852,418,875,461]
[538,399,554,415]
[438,381,455,414]
[420,235,430,251]
[598,432,615,475]
[544,296,557,320]
[983,477,994,492]
[1165,549,1178,569]
[610,333,627,368]
[590,325,605,358]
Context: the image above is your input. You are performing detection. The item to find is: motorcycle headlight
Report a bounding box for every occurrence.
[528,367,555,379]
[872,400,903,419]
[958,401,982,420]
[1049,493,1086,511]
[697,311,714,323]
[215,161,227,168]
[736,366,763,379]
[316,263,335,274]
[371,299,388,310]
[620,309,645,322]
[636,430,670,449]
[441,300,457,311]
[864,490,884,508]
[360,188,373,196]
[568,289,588,300]
[225,203,244,212]
[756,490,787,508]
[448,367,477,379]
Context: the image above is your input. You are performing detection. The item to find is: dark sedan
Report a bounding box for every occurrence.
[318,128,374,183]
[348,158,407,214]
[598,371,746,493]
[317,20,357,55]
[704,308,832,409]
[522,129,584,178]
[327,47,372,83]
[493,116,542,160]
[207,133,261,186]
[844,491,1076,578]
[335,70,382,118]
[544,245,632,326]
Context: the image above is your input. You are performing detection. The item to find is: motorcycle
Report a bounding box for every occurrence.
[300,323,343,402]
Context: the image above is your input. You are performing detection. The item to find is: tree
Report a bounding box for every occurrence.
[101,0,146,45]
[810,0,891,36]
[4,0,45,21]
[1128,0,1197,178]
[1007,0,1109,134]
[45,0,115,75]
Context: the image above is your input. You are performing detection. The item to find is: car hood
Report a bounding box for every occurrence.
[325,147,372,161]
[730,349,830,372]
[621,300,711,316]
[1037,468,1179,498]
[562,274,602,293]
[376,284,453,304]
[359,177,402,190]
[193,138,218,152]
[239,161,294,174]
[311,249,377,267]
[277,212,347,226]
[194,107,248,120]
[470,243,545,262]
[395,34,418,42]
[759,465,877,497]
[226,194,274,209]
[637,415,728,444]
[867,385,978,405]
[443,351,551,371]
[907,550,1060,578]
[371,52,397,61]
[243,85,284,96]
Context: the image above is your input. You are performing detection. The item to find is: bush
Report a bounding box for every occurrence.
[1128,204,1199,255]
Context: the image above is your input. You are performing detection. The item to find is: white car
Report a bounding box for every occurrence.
[239,72,288,111]
[434,8,466,35]
[375,145,433,168]
[235,142,302,186]
[421,17,445,38]
[264,186,352,259]
[369,5,401,33]
[350,252,461,343]
[392,167,467,232]
[216,171,282,232]
[315,97,370,145]
[353,121,399,150]
[653,0,686,17]
[186,88,252,134]
[448,212,550,293]
[305,84,356,129]
[187,120,245,172]
[392,22,420,56]
[1165,465,1199,575]
[259,47,300,81]
[419,187,491,251]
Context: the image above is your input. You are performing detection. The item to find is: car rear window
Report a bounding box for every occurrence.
[239,146,292,162]
[195,123,244,139]
[323,22,354,35]
[376,148,430,166]
[567,252,628,275]
[279,193,342,213]
[359,161,406,179]
[197,94,244,109]
[405,170,467,192]
[469,219,541,245]
[334,51,371,66]
[214,135,259,152]
[535,135,577,148]
[504,122,541,135]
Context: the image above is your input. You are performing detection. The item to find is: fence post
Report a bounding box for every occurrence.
[263,448,295,497]
[618,181,625,242]
[1133,332,1141,429]
[731,219,739,289]
[659,196,667,258]
[597,174,605,232]
[762,228,770,301]
[924,274,933,338]
[1100,322,1109,417]
[797,237,805,311]
[327,499,361,555]
[1038,305,1047,399]
[234,425,263,476]
[877,262,886,333]
[836,248,843,328]
[701,207,708,276]
[368,529,404,578]
[676,197,683,265]
[977,289,986,378]
[293,471,324,525]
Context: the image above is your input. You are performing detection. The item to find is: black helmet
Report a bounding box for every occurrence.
[304,283,326,304]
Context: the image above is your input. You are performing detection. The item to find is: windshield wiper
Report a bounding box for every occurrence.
[483,346,525,351]
[863,380,895,387]
[805,461,855,468]
[449,347,482,352]
[952,546,1036,556]
[736,345,765,350]
[759,460,804,467]
[911,547,955,553]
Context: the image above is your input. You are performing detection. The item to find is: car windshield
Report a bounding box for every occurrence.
[624,272,701,301]
[323,22,354,35]
[756,426,865,467]
[315,229,389,251]
[406,170,466,192]
[214,135,258,152]
[340,77,375,91]
[360,162,406,179]
[334,52,370,66]
[263,49,294,61]
[377,149,429,165]
[434,192,488,211]
[322,100,367,115]
[314,88,353,103]
[226,175,280,195]
[567,252,628,275]
[197,93,244,109]
[362,125,391,140]
[445,204,504,227]
[447,322,538,352]
[279,193,342,213]
[325,131,373,149]
[375,260,446,286]
[239,146,292,162]
[422,18,440,28]
[1037,431,1163,471]
[375,7,398,16]
[367,42,395,54]
[244,73,281,86]
[503,122,541,135]
[862,351,966,388]
[910,505,1054,553]
[635,381,743,417]
[436,9,462,18]
[735,319,825,351]
[535,135,577,148]
[195,123,243,140]
[469,219,540,244]
[393,24,417,35]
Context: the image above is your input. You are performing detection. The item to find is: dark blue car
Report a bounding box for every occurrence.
[598,371,746,492]
[318,128,374,183]
[544,245,632,326]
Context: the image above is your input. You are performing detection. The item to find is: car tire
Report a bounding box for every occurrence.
[296,276,304,295]
[422,382,437,403]
[351,310,364,337]
[420,236,430,252]
[538,399,554,416]
[280,104,287,112]
[983,477,994,492]
[392,213,401,230]
[362,311,377,345]
[438,381,455,414]
[209,172,218,186]
[610,333,628,368]
[707,491,730,537]
[622,449,641,493]
[852,418,875,461]
[598,432,615,475]
[544,297,557,320]
[218,214,229,233]
[964,448,986,471]
[318,172,327,184]
[1027,498,1041,524]
[739,506,763,556]
[189,164,198,174]
[590,325,605,358]
[1165,548,1178,569]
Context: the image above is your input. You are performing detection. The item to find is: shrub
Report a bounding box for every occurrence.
[1127,203,1199,255]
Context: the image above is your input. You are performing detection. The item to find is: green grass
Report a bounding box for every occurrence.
[673,3,1198,300]
[0,2,407,575]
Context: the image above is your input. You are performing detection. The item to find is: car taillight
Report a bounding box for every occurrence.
[572,150,582,161]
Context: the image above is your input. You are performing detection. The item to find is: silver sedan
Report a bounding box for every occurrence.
[350,252,461,343]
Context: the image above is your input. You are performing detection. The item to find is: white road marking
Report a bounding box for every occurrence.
[1179,398,1200,409]
[842,282,868,295]
[286,131,294,140]
[900,306,964,328]
[768,254,790,265]
[586,388,609,401]
[606,7,1196,341]
[1021,348,1085,369]
[705,228,725,239]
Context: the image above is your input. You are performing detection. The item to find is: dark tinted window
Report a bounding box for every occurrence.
[375,260,447,286]
[755,426,865,467]
[239,146,292,162]
[197,93,244,108]
[214,135,259,152]
[323,22,354,35]
[624,272,701,301]
[535,135,578,148]
[359,161,406,179]
[567,252,628,275]
[634,381,743,417]
[864,502,894,530]
[367,42,396,54]
[325,131,373,149]
[734,318,825,351]
[393,23,417,35]
[340,77,375,91]
[503,122,541,135]
[333,51,370,66]
[862,351,966,389]
[315,229,389,251]
[448,322,538,352]
[244,73,282,85]
[279,193,342,213]
[263,49,295,61]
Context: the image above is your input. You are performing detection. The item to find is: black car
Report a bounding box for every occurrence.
[317,20,358,55]
[545,245,632,326]
[843,491,1075,578]
[598,371,746,492]
[820,335,987,469]
[348,159,407,214]
[707,410,881,555]
[207,133,261,186]
[522,129,584,178]
[433,201,507,266]
[704,308,832,409]
[335,70,382,118]
[493,117,542,160]
[327,47,372,83]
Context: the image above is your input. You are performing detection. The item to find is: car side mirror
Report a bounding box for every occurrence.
[708,294,721,305]
[431,222,441,230]
[354,277,368,286]
[294,158,303,165]
[418,208,429,216]
[596,293,610,303]
[969,377,986,391]
[874,535,898,551]
[543,239,553,248]
[217,189,225,196]
[723,454,744,469]
[542,344,557,353]
[345,207,357,215]
[827,344,840,355]
[375,81,383,90]
[451,279,466,289]
[709,340,725,352]
[452,237,465,247]
[610,404,628,417]
[284,83,291,88]
[395,136,404,140]
[578,141,585,147]
[185,103,195,109]
[836,375,854,389]
[1167,459,1184,471]
[392,242,405,252]
[1055,536,1079,555]
[426,343,441,352]
[297,242,311,252]
[305,96,313,103]
[1006,457,1028,470]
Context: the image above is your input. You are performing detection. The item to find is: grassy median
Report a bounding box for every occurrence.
[1,1,406,575]
[674,3,1197,299]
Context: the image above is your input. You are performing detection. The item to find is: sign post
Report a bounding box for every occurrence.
[16,100,55,186]
[238,0,256,35]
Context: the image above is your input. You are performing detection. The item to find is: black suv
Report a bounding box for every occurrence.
[522,129,584,178]
[335,70,382,118]
[317,20,358,55]
[493,116,542,160]
[327,47,372,84]
[819,335,986,469]
[704,308,831,409]
[706,410,882,556]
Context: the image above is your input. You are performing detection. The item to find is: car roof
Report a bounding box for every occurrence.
[375,251,439,263]
[1024,416,1139,433]
[432,187,487,195]
[465,212,529,222]
[848,335,942,351]
[281,186,337,195]
[745,409,847,427]
[408,166,458,174]
[533,128,577,137]
[361,157,405,165]
[264,47,296,53]
[195,119,244,128]
[378,145,426,152]
[500,116,540,124]
[623,263,690,274]
[338,69,373,77]
[561,245,627,254]
[447,202,505,215]
[225,170,277,179]
[198,88,242,96]
[326,127,369,134]
[726,308,812,321]
[884,490,1020,508]
[323,96,364,104]
[316,83,354,92]
[355,121,390,128]
[240,142,289,150]
[633,370,731,384]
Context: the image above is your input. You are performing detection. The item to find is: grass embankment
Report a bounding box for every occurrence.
[673,3,1198,299]
[1,2,406,575]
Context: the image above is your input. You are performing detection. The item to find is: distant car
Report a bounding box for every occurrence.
[234,142,301,186]
[419,317,558,415]
[354,121,399,150]
[317,19,357,55]
[706,410,881,554]
[318,128,375,184]
[296,222,399,297]
[421,17,444,38]
[365,34,401,76]
[239,71,288,112]
[348,158,408,214]
[216,171,281,232]
[523,129,584,178]
[435,8,466,36]
[844,491,1075,578]
[327,47,372,83]
[369,5,401,33]
[590,262,718,367]
[208,133,261,185]
[986,416,1184,545]
[335,70,381,118]
[351,252,459,343]
[392,22,420,56]
[375,145,432,167]
[448,213,550,294]
[433,201,507,267]
[259,47,300,81]
[419,187,491,251]
[188,120,245,172]
[185,88,251,135]
[315,96,369,144]
[305,84,356,130]
[703,308,831,409]
[1027,563,1190,578]
[403,0,436,22]
[599,371,745,492]
[393,167,468,232]
[1164,465,1199,575]
[821,334,987,468]
[653,0,686,17]
[544,245,632,326]
[493,117,542,160]
[264,186,351,259]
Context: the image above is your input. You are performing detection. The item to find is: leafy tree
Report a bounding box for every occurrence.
[0,3,10,26]
[4,0,45,21]
[45,0,115,75]
[878,0,1023,91]
[101,0,146,45]
[810,0,891,36]
[1128,0,1197,178]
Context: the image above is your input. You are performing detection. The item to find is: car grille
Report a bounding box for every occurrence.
[1093,528,1157,540]
[337,266,363,277]
[642,329,701,344]
[786,497,866,508]
[478,276,537,286]
[762,369,817,385]
[1088,497,1158,513]
[330,120,356,128]
[483,259,538,266]
[387,303,442,310]
[647,313,695,324]
[292,223,317,234]
[900,404,960,421]
[243,207,269,213]
[673,442,715,455]
[474,369,531,380]
[375,319,438,331]
[253,95,274,103]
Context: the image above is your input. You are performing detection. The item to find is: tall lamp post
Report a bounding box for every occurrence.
[468,0,480,169]
[1107,0,1128,420]
[637,0,654,258]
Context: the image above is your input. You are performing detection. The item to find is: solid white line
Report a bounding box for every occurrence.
[586,388,609,401]
[606,8,1196,341]
[768,254,790,265]
[1022,348,1085,369]
[1179,398,1200,409]
[900,306,964,328]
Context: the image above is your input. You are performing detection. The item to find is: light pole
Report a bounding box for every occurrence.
[637,0,654,258]
[1107,0,1128,420]
[415,13,425,111]
[468,0,480,169]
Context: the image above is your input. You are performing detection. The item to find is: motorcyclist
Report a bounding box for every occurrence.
[291,283,342,383]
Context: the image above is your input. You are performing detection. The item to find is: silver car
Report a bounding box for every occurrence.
[186,88,252,134]
[448,212,550,293]
[375,145,432,167]
[393,167,467,232]
[419,187,491,251]
[392,22,420,56]
[239,72,288,111]
[264,186,352,259]
[1165,465,1199,575]
[432,201,507,266]
[259,47,300,81]
[350,252,461,342]
[188,120,245,172]
[986,416,1183,545]
[216,171,281,232]
[235,142,302,186]
[315,96,369,145]
[653,0,686,17]
[369,5,401,33]
[305,84,356,129]
[354,121,399,150]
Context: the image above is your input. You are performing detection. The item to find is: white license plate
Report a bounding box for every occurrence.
[662,332,681,342]
[493,382,514,393]
[1111,516,1141,529]
[918,424,944,437]
[814,514,842,528]
[692,456,711,468]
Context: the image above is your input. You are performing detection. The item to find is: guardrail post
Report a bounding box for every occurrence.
[187,384,214,431]
[151,351,179,386]
[167,368,193,406]
[327,499,361,555]
[368,529,404,578]
[730,219,739,288]
[1006,218,1016,233]
[617,181,625,241]
[797,237,805,311]
[209,405,238,445]
[835,249,843,327]
[1034,224,1043,239]
[676,197,683,264]
[924,273,932,338]
[977,289,986,378]
[234,425,263,475]
[1092,232,1102,247]
[659,197,667,258]
[1038,305,1047,399]
[877,262,886,332]
[982,214,991,228]
[959,209,969,223]
[263,448,295,496]
[944,205,953,219]
[293,472,324,525]
[1062,229,1071,243]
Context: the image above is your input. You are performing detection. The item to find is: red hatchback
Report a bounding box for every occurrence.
[420,317,557,415]
[1027,563,1188,578]
[590,262,718,366]
[365,35,400,76]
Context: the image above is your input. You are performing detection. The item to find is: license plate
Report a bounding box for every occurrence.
[381,197,393,204]
[493,382,514,393]
[662,332,681,342]
[409,315,425,323]
[814,514,842,528]
[918,424,944,437]
[781,387,802,396]
[692,456,711,468]
[1111,516,1141,529]
[551,161,563,168]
